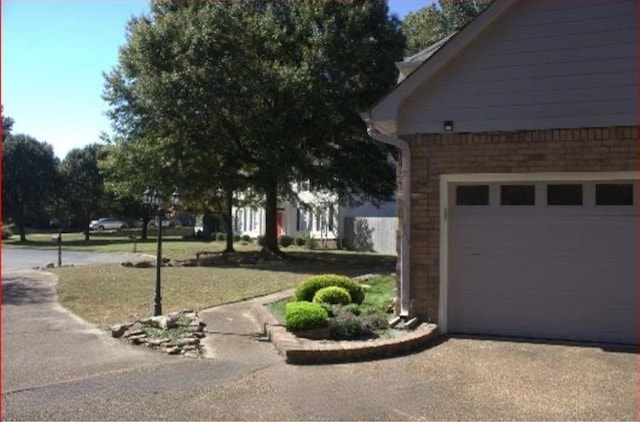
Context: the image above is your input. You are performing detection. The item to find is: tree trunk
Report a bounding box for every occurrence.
[224,187,235,253]
[18,205,26,242]
[84,211,91,241]
[262,179,281,256]
[141,216,150,241]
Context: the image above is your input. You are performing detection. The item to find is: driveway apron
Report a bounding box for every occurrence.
[2,271,171,393]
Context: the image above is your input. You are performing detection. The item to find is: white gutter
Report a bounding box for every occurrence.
[362,116,411,317]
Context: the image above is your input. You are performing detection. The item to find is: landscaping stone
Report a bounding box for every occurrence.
[182,345,198,351]
[184,351,200,359]
[124,329,145,338]
[139,317,152,325]
[110,324,131,338]
[45,262,55,268]
[178,338,199,346]
[151,315,177,330]
[166,346,181,355]
[133,261,154,268]
[147,338,171,346]
[120,261,134,268]
[128,334,147,345]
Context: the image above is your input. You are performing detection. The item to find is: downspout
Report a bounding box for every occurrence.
[363,120,411,317]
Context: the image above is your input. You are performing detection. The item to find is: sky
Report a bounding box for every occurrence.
[2,0,433,159]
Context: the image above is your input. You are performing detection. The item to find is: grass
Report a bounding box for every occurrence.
[52,252,396,329]
[268,275,396,324]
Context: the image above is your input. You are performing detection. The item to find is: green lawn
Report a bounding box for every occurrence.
[3,231,255,260]
[50,248,396,328]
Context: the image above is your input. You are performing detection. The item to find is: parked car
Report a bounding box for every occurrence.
[89,218,129,231]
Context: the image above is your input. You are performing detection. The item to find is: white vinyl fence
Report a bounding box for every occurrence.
[342,217,397,255]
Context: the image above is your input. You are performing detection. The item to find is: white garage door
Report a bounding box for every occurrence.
[448,180,638,344]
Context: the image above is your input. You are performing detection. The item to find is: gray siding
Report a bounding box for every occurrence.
[342,217,397,255]
[398,0,638,134]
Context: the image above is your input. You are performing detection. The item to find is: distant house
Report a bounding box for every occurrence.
[363,0,637,344]
[232,182,397,252]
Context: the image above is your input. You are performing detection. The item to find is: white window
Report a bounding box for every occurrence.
[237,209,244,232]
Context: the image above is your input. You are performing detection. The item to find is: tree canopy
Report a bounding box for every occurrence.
[59,144,108,240]
[103,0,404,253]
[402,0,492,56]
[3,134,59,241]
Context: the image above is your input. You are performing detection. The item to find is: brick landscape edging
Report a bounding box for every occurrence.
[251,301,439,365]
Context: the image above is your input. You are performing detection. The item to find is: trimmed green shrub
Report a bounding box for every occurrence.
[294,274,365,305]
[257,235,266,246]
[294,237,306,247]
[233,234,241,242]
[279,235,294,248]
[313,286,351,305]
[241,234,251,242]
[285,301,329,332]
[215,232,226,241]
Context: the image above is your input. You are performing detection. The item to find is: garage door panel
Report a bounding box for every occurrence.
[448,181,637,344]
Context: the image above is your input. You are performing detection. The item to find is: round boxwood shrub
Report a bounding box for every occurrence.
[294,237,306,247]
[215,232,226,241]
[294,274,365,305]
[313,286,352,305]
[279,235,294,248]
[241,234,251,242]
[285,301,329,332]
[257,235,266,247]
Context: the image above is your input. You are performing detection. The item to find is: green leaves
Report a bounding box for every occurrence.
[402,0,492,56]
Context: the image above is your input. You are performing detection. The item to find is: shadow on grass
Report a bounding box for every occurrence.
[4,237,214,249]
[192,250,397,277]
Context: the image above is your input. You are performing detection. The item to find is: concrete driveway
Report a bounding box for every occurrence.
[2,269,637,420]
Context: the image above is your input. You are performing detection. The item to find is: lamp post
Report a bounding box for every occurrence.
[143,186,181,317]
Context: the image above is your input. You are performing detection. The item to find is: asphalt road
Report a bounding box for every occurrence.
[2,248,144,273]
[2,266,638,420]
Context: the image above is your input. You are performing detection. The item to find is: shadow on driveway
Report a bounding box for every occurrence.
[2,274,54,305]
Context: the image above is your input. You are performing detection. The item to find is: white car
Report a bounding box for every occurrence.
[90,218,129,231]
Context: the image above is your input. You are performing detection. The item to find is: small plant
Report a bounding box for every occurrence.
[329,309,365,340]
[294,274,365,304]
[241,234,251,242]
[279,235,294,248]
[257,235,266,246]
[2,225,13,240]
[313,286,352,305]
[295,237,306,247]
[343,303,362,316]
[233,234,241,242]
[215,232,226,241]
[305,234,318,250]
[285,301,329,332]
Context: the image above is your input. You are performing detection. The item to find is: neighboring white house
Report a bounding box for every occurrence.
[231,182,397,253]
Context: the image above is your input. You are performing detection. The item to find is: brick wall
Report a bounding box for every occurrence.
[396,126,638,322]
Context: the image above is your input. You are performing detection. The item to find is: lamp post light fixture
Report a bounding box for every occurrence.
[143,186,181,317]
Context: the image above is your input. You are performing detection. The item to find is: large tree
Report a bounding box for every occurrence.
[59,144,107,240]
[2,106,14,142]
[3,134,59,241]
[402,0,492,56]
[103,0,404,255]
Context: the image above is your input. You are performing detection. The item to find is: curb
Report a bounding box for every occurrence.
[251,301,440,365]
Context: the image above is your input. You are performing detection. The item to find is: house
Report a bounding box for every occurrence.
[232,182,397,252]
[363,0,637,344]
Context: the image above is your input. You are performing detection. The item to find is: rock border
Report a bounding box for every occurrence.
[111,310,207,358]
